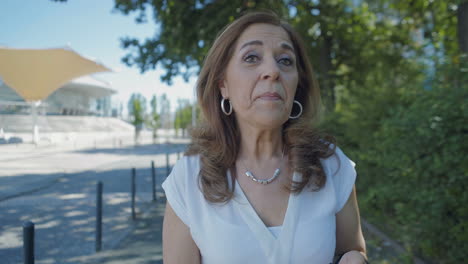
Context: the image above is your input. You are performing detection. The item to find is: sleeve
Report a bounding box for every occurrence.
[162,157,190,226]
[330,147,357,213]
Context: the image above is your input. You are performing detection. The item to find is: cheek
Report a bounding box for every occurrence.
[232,84,255,108]
[227,68,258,100]
[283,72,299,94]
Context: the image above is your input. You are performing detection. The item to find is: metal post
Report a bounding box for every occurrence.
[96,181,103,252]
[131,168,136,220]
[31,101,39,145]
[177,151,180,160]
[166,152,170,177]
[23,221,34,264]
[151,161,156,201]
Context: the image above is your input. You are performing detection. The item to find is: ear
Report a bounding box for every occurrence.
[219,79,229,98]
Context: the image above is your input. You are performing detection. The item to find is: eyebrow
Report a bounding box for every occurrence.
[239,40,295,53]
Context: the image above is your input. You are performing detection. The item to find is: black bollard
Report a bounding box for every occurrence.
[131,168,136,220]
[96,181,103,252]
[23,221,34,264]
[151,161,156,201]
[166,152,170,177]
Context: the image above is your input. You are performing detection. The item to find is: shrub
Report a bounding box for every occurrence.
[321,61,467,263]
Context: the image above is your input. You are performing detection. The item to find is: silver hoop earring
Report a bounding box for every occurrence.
[289,100,303,119]
[221,98,232,115]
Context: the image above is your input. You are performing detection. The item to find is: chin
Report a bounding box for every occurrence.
[250,113,289,129]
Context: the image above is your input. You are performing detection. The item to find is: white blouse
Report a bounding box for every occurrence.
[162,147,356,264]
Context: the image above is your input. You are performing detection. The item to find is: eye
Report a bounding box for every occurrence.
[278,57,294,66]
[244,54,260,63]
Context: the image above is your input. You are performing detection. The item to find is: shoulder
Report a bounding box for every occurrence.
[176,154,202,170]
[168,154,201,185]
[321,145,356,177]
[161,154,202,226]
[321,145,357,213]
[162,154,201,197]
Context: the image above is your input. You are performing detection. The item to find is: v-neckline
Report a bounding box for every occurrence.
[229,170,301,262]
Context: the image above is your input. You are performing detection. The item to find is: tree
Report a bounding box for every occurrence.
[459,1,468,53]
[147,95,160,141]
[128,93,147,143]
[158,93,171,129]
[50,0,463,110]
[113,0,288,84]
[112,0,432,111]
[174,99,198,137]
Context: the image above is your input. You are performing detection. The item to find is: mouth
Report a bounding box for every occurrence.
[257,92,282,101]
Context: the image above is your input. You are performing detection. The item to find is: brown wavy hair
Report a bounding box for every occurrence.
[186,11,336,203]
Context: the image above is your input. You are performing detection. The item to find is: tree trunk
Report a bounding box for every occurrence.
[319,35,335,110]
[458,2,468,53]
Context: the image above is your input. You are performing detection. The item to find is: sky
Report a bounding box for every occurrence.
[0,0,196,113]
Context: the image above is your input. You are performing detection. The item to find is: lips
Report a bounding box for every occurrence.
[257,92,282,100]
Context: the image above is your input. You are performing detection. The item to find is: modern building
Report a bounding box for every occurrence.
[0,75,116,116]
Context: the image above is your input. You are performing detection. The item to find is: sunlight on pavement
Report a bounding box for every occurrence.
[64,210,87,217]
[36,219,61,229]
[106,193,131,205]
[0,228,22,249]
[59,193,87,200]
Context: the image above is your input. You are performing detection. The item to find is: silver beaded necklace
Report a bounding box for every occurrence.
[242,146,285,185]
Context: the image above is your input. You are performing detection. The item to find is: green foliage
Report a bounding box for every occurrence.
[158,93,172,129]
[147,95,160,131]
[174,100,199,137]
[322,60,468,263]
[112,0,463,110]
[128,93,147,127]
[148,95,161,129]
[372,83,467,263]
[388,0,461,61]
[114,0,287,84]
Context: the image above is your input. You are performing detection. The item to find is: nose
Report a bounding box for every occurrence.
[260,58,280,81]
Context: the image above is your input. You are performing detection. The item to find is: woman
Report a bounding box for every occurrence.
[162,11,367,264]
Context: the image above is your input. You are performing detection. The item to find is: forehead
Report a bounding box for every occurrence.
[236,23,293,49]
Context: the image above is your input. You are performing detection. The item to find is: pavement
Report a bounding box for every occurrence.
[0,130,413,264]
[94,201,165,264]
[60,199,166,264]
[0,131,187,264]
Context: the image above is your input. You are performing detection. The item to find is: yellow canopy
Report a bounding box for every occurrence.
[0,46,111,101]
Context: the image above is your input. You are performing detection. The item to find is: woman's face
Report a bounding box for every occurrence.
[220,23,299,130]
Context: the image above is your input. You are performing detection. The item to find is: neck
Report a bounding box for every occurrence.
[236,122,288,183]
[237,125,284,162]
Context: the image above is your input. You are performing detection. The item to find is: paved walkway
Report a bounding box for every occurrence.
[0,132,188,264]
[65,200,166,264]
[0,131,414,264]
[97,202,165,264]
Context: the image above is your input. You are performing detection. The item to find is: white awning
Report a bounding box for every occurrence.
[59,75,116,98]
